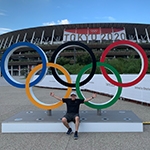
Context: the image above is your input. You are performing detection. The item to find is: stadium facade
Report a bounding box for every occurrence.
[0,23,150,76]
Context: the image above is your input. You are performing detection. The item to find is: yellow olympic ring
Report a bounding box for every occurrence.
[25,63,72,110]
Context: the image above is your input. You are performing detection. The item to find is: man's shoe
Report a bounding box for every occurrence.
[66,128,73,135]
[74,131,78,140]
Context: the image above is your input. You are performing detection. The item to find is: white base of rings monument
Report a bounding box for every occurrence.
[2,110,143,133]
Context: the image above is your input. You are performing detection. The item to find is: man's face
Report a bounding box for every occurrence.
[71,94,76,100]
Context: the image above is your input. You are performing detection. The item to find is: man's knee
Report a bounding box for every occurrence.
[75,116,80,122]
[62,117,67,123]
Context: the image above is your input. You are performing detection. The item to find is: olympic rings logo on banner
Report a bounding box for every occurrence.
[1,40,148,110]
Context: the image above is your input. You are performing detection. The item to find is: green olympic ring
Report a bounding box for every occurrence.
[76,62,122,109]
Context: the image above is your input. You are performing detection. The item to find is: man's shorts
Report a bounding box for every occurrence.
[63,113,79,123]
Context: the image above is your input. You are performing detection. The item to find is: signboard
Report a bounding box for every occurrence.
[63,28,126,42]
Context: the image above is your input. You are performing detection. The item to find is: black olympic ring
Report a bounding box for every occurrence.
[50,41,97,87]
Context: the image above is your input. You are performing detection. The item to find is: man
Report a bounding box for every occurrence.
[50,91,97,140]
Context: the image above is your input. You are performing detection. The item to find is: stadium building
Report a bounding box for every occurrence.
[0,22,150,76]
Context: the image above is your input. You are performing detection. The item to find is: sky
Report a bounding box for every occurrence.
[0,0,150,35]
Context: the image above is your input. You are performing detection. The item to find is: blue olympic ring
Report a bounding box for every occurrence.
[1,42,48,88]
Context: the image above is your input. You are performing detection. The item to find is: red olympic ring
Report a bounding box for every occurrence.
[100,40,148,87]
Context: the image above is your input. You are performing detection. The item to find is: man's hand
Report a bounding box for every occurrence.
[92,93,97,99]
[50,92,54,97]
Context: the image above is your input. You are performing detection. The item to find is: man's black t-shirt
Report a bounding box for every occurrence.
[62,98,84,114]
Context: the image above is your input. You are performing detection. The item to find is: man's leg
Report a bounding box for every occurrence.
[74,116,80,140]
[74,116,80,131]
[62,117,72,135]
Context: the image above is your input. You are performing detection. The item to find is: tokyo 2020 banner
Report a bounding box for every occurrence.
[63,28,126,41]
[1,40,148,110]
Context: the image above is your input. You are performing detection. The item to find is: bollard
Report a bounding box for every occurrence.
[47,110,52,116]
[97,109,101,116]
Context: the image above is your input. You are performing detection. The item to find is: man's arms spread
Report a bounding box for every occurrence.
[50,92,97,102]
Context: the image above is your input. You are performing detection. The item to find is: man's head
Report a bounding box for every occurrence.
[70,92,77,100]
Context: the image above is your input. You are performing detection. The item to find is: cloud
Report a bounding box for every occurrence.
[0,12,6,16]
[0,9,7,16]
[0,12,5,16]
[43,21,55,26]
[108,16,116,21]
[0,28,12,35]
[43,19,70,26]
[104,16,116,21]
[58,19,70,24]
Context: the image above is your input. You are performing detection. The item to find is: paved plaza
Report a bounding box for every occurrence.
[0,76,150,150]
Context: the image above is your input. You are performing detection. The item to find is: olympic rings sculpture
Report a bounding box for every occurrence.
[1,40,148,110]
